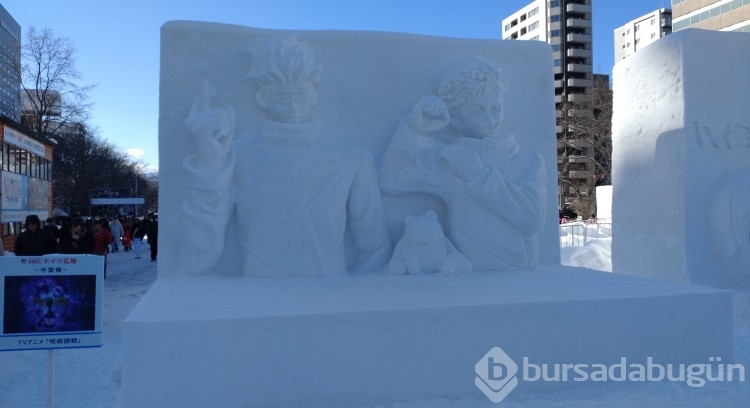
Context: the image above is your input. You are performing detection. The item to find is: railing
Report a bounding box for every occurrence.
[559,220,612,248]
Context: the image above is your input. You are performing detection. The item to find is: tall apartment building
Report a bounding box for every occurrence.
[502,0,597,216]
[672,0,750,32]
[614,8,673,62]
[502,0,593,106]
[0,4,21,121]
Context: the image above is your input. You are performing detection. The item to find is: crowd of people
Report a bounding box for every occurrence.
[4,213,159,277]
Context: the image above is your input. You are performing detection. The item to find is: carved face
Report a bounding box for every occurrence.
[451,88,504,139]
[256,84,318,123]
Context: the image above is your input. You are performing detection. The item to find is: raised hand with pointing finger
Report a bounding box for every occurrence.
[184,79,235,171]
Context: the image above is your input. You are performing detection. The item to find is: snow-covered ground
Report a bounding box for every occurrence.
[1,240,748,407]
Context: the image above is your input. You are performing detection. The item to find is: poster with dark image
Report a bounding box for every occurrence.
[3,275,97,334]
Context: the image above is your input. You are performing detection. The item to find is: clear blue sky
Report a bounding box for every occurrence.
[3,0,671,170]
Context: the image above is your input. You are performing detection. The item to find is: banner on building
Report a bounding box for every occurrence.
[1,171,49,223]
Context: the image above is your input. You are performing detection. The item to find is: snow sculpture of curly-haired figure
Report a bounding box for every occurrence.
[381,56,546,271]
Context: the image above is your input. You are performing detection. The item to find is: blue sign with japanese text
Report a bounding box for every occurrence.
[0,255,104,351]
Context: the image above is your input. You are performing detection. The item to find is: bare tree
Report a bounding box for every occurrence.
[12,26,95,138]
[52,122,159,216]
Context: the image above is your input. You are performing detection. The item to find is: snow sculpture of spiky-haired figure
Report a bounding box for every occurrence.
[247,35,322,87]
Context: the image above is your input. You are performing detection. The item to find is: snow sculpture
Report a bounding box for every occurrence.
[380,56,547,271]
[180,36,391,277]
[157,22,561,277]
[708,176,750,285]
[388,210,472,275]
[612,29,750,288]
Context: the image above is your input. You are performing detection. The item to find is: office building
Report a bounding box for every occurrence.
[672,0,750,32]
[0,4,21,121]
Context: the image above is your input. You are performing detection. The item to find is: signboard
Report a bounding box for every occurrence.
[3,127,46,157]
[90,197,145,205]
[0,255,104,351]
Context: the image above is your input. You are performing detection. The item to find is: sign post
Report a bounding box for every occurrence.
[0,255,105,406]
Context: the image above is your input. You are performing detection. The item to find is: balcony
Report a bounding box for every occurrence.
[567,48,592,58]
[567,155,591,164]
[554,79,563,88]
[567,33,592,44]
[567,93,591,103]
[567,63,591,73]
[567,78,593,88]
[569,170,594,179]
[554,94,564,103]
[567,3,591,14]
[567,109,592,118]
[567,18,591,29]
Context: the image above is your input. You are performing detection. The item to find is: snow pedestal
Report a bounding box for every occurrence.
[611,29,750,288]
[122,267,734,407]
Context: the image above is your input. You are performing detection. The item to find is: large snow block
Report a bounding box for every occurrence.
[122,268,733,407]
[611,29,750,288]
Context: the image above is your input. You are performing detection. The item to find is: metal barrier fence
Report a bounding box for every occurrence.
[559,221,612,248]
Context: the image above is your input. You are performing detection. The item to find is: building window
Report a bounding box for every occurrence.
[549,15,560,23]
[529,7,539,17]
[529,21,539,31]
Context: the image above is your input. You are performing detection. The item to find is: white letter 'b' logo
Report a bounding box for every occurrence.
[475,347,518,403]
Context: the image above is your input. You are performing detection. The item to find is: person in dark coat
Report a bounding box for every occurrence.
[60,217,96,255]
[14,215,58,255]
[43,217,60,241]
[147,213,158,262]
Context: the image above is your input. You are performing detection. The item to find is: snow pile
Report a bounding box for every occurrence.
[561,237,612,272]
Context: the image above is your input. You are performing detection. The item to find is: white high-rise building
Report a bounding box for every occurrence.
[614,8,672,62]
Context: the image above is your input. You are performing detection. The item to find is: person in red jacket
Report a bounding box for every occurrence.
[93,218,114,278]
